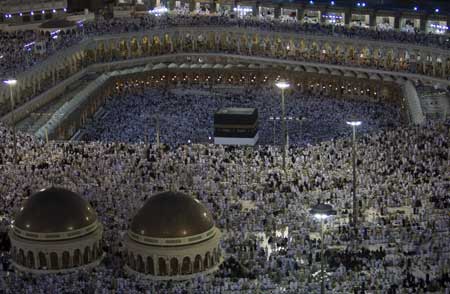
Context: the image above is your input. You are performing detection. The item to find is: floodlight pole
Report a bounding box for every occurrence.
[310,203,336,294]
[272,118,276,145]
[320,218,325,294]
[281,87,287,171]
[351,124,357,227]
[8,84,17,165]
[155,114,160,147]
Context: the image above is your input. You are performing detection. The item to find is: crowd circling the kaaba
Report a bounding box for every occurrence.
[82,85,401,147]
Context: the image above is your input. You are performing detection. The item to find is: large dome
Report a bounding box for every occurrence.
[14,187,97,234]
[130,191,214,239]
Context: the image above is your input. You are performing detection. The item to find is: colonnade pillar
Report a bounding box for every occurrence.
[297,8,304,22]
[189,0,196,12]
[447,16,450,33]
[420,15,427,32]
[148,0,156,10]
[32,252,39,269]
[344,9,351,26]
[252,4,259,17]
[369,12,376,28]
[394,13,400,30]
[210,0,216,13]
[169,0,175,10]
[57,254,62,269]
[45,254,51,269]
[274,5,281,19]
[320,9,327,24]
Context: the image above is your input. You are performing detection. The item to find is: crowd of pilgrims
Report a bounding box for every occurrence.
[1,12,449,79]
[0,85,449,293]
[82,85,401,147]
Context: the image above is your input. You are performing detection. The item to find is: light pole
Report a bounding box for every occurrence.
[269,116,277,145]
[346,120,361,228]
[286,116,295,150]
[4,79,17,164]
[275,116,280,146]
[310,203,337,294]
[295,116,306,145]
[275,80,290,171]
[151,114,161,147]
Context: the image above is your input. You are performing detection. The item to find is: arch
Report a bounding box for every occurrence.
[137,255,145,273]
[129,253,136,270]
[38,252,47,268]
[181,256,191,275]
[204,252,211,269]
[50,252,58,269]
[27,251,35,268]
[83,246,91,264]
[73,249,81,266]
[18,249,25,266]
[158,257,167,276]
[147,256,154,275]
[141,36,149,51]
[163,33,172,49]
[119,40,128,57]
[130,37,138,54]
[62,251,70,268]
[170,257,179,276]
[92,243,97,260]
[11,247,17,261]
[193,254,202,273]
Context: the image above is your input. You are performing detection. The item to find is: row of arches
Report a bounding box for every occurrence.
[11,241,102,270]
[3,27,448,117]
[110,71,402,103]
[126,247,221,276]
[91,30,450,80]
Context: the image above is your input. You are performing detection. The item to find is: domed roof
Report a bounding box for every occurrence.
[131,192,214,239]
[14,187,97,234]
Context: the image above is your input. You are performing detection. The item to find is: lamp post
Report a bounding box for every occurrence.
[275,80,290,171]
[150,114,160,147]
[269,116,277,145]
[286,116,293,150]
[346,120,361,228]
[310,203,337,294]
[4,79,17,164]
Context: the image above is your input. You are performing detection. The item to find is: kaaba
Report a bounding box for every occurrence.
[214,107,259,146]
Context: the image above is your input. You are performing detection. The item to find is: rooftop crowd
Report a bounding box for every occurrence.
[0,83,449,293]
[1,13,449,80]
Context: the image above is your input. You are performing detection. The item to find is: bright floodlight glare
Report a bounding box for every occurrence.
[314,213,329,220]
[346,121,362,126]
[310,203,336,219]
[275,80,290,89]
[4,79,17,85]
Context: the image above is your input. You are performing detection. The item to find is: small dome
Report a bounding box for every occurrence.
[131,192,214,239]
[14,187,97,234]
